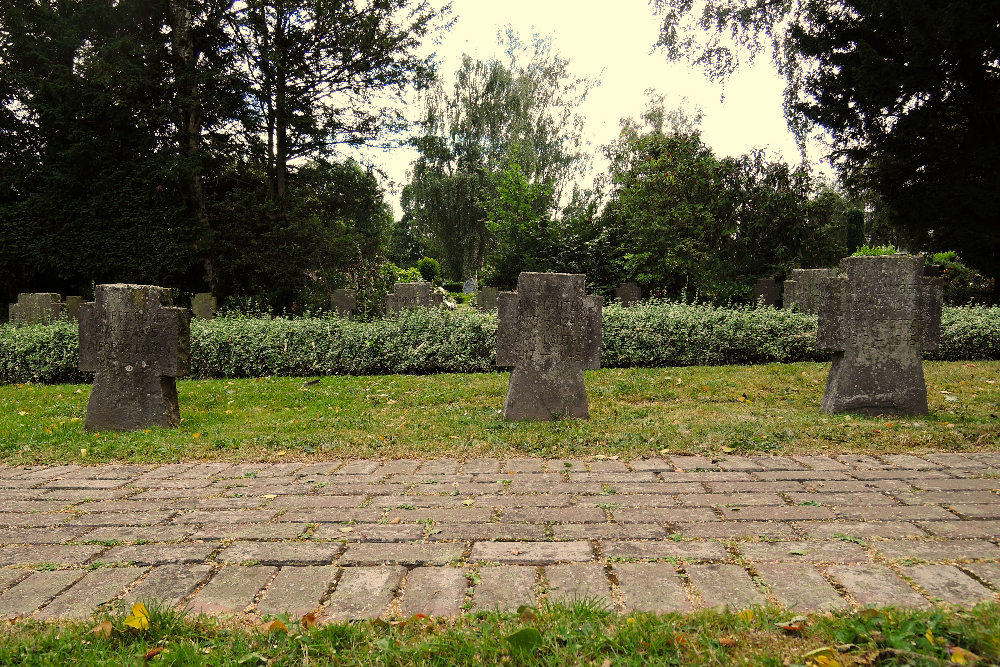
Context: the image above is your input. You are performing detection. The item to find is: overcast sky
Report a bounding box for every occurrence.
[360,0,831,217]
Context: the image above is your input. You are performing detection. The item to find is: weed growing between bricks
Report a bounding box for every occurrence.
[0,600,997,665]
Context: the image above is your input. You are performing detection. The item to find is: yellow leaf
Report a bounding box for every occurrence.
[261,618,287,634]
[262,494,277,499]
[80,448,88,457]
[192,432,201,439]
[809,656,841,667]
[17,410,28,416]
[124,602,150,630]
[949,646,980,664]
[276,450,287,456]
[738,609,754,623]
[926,629,935,645]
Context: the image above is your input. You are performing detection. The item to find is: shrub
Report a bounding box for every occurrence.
[1,303,998,384]
[416,257,441,284]
[851,244,898,256]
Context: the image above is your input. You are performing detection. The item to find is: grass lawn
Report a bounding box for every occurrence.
[2,600,997,666]
[2,361,997,464]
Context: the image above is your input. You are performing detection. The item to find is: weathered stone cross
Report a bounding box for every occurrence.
[819,255,942,415]
[497,272,602,420]
[79,284,190,431]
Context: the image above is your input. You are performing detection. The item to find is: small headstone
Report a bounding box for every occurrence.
[613,282,642,306]
[190,293,217,320]
[384,282,443,314]
[496,272,602,420]
[79,284,190,431]
[63,296,84,321]
[782,269,837,315]
[753,279,781,307]
[818,255,942,415]
[462,277,477,294]
[475,287,499,312]
[9,293,62,325]
[330,289,357,317]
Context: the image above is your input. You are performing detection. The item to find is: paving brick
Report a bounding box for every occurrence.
[753,471,853,481]
[125,565,212,608]
[576,494,679,507]
[0,501,72,513]
[460,459,501,475]
[752,456,808,470]
[950,504,1000,519]
[912,479,1000,491]
[507,481,604,495]
[919,520,1000,538]
[705,482,808,494]
[673,521,796,539]
[37,567,147,620]
[792,456,851,471]
[588,460,630,473]
[873,539,1000,562]
[570,473,659,483]
[0,513,68,528]
[256,566,337,617]
[267,496,361,510]
[426,523,546,541]
[472,565,536,612]
[502,458,545,473]
[190,523,309,540]
[667,456,718,471]
[470,541,592,565]
[0,527,90,545]
[850,470,952,481]
[836,455,894,470]
[188,566,277,615]
[610,482,705,494]
[336,461,382,475]
[923,454,979,469]
[0,544,104,566]
[545,563,611,606]
[837,506,957,521]
[475,495,573,508]
[418,459,460,475]
[602,540,728,562]
[385,508,493,523]
[737,541,869,563]
[964,562,1000,589]
[388,475,474,485]
[613,507,718,523]
[672,472,753,482]
[218,541,342,565]
[0,570,28,592]
[280,509,383,523]
[65,511,175,527]
[828,564,928,608]
[893,491,998,506]
[320,523,424,542]
[903,564,995,606]
[368,495,470,509]
[755,563,848,612]
[715,458,765,472]
[797,521,927,539]
[626,458,673,472]
[881,455,941,470]
[678,493,785,507]
[720,506,835,521]
[341,543,463,566]
[0,570,83,619]
[614,562,690,612]
[554,524,666,540]
[399,567,467,617]
[173,510,279,525]
[501,507,606,523]
[787,492,895,506]
[686,564,765,610]
[103,543,215,565]
[322,566,405,621]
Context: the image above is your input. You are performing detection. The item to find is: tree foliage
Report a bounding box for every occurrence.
[652,0,1000,282]
[403,32,595,280]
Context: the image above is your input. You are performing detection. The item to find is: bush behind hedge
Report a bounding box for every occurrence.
[1,303,998,384]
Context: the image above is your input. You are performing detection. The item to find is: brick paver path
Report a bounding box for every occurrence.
[1,453,1000,621]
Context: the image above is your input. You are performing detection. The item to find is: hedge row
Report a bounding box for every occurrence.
[2,303,998,384]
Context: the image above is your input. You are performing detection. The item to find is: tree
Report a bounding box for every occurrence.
[404,31,596,280]
[652,0,1000,282]
[228,0,448,219]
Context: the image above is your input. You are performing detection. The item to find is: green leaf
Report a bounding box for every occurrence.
[506,627,543,652]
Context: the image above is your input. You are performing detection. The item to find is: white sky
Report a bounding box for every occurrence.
[358,0,832,217]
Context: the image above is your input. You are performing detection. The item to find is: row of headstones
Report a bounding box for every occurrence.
[7,292,218,325]
[755,269,851,314]
[74,254,941,431]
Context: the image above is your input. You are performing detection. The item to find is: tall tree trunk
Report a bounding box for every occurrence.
[170,0,216,290]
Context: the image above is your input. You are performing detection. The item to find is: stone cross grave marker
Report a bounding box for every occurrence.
[79,284,190,431]
[497,272,602,420]
[9,293,62,325]
[63,296,84,321]
[385,282,443,315]
[613,282,642,306]
[475,286,498,311]
[190,293,217,320]
[783,269,836,315]
[753,278,781,307]
[331,288,357,317]
[818,255,942,415]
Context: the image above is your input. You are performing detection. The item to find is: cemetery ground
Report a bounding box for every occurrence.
[2,361,999,464]
[2,360,1000,665]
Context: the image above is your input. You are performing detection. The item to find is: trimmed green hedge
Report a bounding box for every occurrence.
[2,303,998,384]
